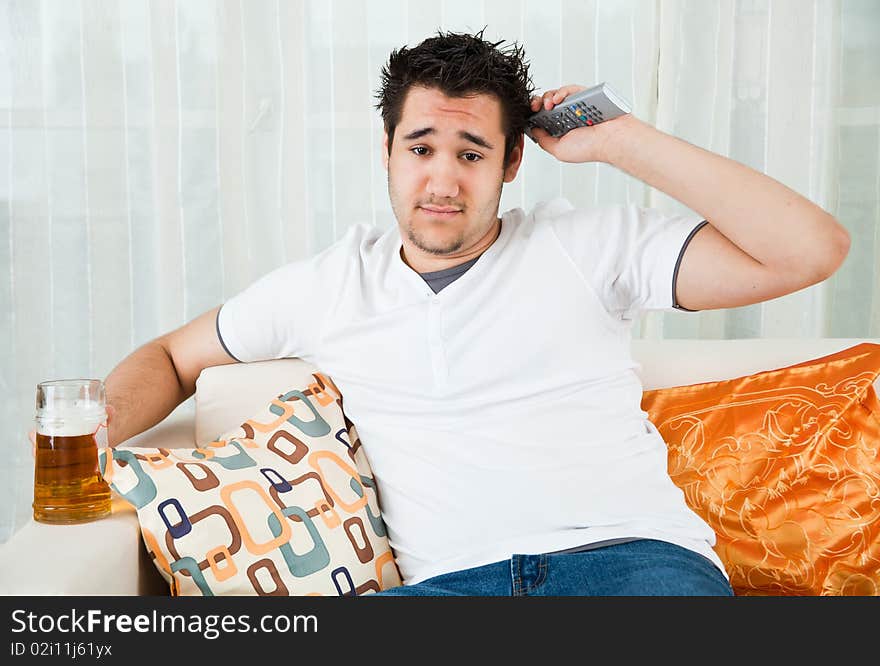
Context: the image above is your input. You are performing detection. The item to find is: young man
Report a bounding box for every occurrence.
[96,30,849,596]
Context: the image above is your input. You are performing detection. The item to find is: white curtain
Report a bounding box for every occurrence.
[1,0,878,541]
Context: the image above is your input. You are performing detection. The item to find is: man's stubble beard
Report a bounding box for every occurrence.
[387,171,504,256]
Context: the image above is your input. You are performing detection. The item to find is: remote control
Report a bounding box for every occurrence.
[526,82,632,139]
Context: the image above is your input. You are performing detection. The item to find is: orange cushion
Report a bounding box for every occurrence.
[641,342,880,596]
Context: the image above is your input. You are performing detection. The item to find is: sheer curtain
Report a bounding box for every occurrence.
[1,0,877,541]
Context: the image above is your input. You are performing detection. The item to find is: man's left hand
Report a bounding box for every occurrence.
[528,85,638,164]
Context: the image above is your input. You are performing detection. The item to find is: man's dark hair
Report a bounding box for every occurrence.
[374,27,535,168]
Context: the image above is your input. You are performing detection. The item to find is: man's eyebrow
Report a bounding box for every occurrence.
[401,127,494,150]
[460,131,494,150]
[401,127,435,141]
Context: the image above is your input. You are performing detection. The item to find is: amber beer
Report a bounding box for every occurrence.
[33,379,112,523]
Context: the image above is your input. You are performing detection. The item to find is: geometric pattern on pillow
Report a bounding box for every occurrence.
[641,342,880,596]
[98,372,402,596]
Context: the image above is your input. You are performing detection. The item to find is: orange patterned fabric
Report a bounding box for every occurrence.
[641,343,880,596]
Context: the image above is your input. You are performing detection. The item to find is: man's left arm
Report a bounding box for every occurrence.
[529,86,851,312]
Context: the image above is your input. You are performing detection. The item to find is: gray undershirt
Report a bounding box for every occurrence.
[418,256,481,293]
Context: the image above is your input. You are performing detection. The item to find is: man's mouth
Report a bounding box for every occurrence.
[419,206,462,218]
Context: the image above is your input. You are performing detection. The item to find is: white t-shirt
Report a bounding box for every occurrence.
[217,197,725,584]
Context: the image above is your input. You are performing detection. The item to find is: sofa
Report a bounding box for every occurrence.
[2,336,878,596]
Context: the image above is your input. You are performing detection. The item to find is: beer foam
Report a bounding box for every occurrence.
[36,408,105,437]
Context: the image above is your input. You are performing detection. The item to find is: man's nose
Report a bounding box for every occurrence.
[426,157,460,199]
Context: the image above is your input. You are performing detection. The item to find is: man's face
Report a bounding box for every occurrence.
[383,86,523,269]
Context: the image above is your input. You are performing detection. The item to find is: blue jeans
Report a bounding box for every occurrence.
[373,539,733,596]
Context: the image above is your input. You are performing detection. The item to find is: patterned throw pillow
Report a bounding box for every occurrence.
[99,372,402,596]
[641,342,880,596]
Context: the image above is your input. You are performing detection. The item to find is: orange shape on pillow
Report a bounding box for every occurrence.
[641,342,880,596]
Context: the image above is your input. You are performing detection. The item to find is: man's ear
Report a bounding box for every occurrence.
[503,133,525,183]
[382,130,389,171]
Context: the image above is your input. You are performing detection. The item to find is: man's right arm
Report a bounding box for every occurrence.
[103,305,239,447]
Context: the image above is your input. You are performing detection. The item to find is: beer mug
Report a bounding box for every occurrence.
[32,379,112,523]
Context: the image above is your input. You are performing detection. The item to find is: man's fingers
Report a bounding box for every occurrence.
[556,84,587,97]
[536,85,589,110]
[529,126,554,147]
[532,86,586,111]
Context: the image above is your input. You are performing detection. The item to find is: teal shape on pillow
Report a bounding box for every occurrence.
[273,390,331,437]
[193,440,256,470]
[268,506,330,577]
[106,449,157,509]
[356,475,387,538]
[171,556,214,596]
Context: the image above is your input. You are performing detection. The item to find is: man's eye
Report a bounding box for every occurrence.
[411,146,429,156]
[462,152,482,162]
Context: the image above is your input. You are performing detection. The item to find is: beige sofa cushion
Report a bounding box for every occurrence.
[193,340,880,445]
[195,358,319,446]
